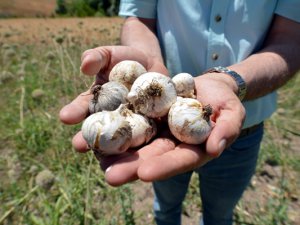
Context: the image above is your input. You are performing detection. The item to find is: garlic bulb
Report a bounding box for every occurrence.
[172,73,196,98]
[118,104,157,148]
[127,72,177,118]
[109,60,147,89]
[88,81,128,114]
[82,104,157,155]
[82,109,132,155]
[168,97,212,144]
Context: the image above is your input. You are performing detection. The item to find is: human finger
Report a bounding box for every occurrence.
[59,90,92,125]
[72,131,90,153]
[137,143,212,182]
[104,137,177,186]
[205,101,245,157]
[81,48,110,76]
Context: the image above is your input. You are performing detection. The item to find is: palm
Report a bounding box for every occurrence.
[60,46,245,186]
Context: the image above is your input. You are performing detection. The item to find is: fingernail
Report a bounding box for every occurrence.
[105,166,112,174]
[219,139,227,152]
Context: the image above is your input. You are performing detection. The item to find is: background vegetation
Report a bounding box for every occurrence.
[56,0,120,17]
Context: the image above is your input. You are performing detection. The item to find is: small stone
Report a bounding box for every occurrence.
[46,51,55,60]
[31,89,45,100]
[7,163,22,183]
[29,165,39,174]
[35,169,55,189]
[0,71,14,84]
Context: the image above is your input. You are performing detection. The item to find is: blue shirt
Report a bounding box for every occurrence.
[119,0,300,128]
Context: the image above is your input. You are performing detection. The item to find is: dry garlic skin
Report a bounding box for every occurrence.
[82,110,132,155]
[127,72,177,118]
[109,60,147,89]
[119,106,157,148]
[168,97,212,145]
[88,81,128,114]
[172,73,196,98]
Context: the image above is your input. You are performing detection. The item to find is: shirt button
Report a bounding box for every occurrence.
[212,53,219,60]
[215,14,222,22]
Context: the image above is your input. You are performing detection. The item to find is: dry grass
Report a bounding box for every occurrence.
[0,17,123,47]
[0,0,56,17]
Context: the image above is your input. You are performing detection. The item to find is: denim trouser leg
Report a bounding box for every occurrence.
[153,124,264,225]
[153,171,193,225]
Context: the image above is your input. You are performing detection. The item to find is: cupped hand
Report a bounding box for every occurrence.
[59,46,245,186]
[102,73,246,186]
[59,45,168,127]
[194,73,246,157]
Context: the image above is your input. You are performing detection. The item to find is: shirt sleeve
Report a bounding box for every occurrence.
[119,0,157,19]
[275,0,300,22]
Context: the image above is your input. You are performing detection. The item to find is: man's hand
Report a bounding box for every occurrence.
[59,45,168,127]
[194,73,246,156]
[59,46,245,186]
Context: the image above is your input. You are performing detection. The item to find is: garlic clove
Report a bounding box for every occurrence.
[88,81,129,114]
[117,104,157,148]
[82,110,132,155]
[172,73,196,98]
[127,72,177,118]
[109,60,147,90]
[168,97,212,144]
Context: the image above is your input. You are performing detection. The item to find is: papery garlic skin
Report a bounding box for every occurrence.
[168,97,212,144]
[172,73,196,98]
[88,81,128,114]
[118,105,157,148]
[82,110,132,155]
[109,60,147,89]
[127,72,177,118]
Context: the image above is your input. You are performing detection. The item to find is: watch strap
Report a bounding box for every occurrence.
[204,66,247,101]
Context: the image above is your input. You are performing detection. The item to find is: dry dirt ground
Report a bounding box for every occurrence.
[0,17,123,47]
[1,17,299,225]
[0,0,56,17]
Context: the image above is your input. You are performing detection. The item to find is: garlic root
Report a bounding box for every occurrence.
[127,72,177,118]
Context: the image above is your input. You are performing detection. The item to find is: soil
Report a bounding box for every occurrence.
[0,17,123,47]
[0,0,56,17]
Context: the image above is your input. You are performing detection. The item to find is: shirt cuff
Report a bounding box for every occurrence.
[119,0,157,19]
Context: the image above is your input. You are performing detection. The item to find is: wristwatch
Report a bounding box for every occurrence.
[204,66,247,101]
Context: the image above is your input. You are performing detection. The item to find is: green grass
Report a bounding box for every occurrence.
[0,36,140,225]
[1,20,300,225]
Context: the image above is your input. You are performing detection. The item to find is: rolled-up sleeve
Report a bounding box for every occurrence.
[119,0,157,18]
[275,0,300,22]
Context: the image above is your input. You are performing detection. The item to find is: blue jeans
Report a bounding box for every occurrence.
[153,123,264,225]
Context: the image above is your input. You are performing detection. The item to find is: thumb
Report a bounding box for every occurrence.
[81,47,110,76]
[206,107,245,157]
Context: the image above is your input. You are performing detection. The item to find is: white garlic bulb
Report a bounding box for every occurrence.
[88,81,128,114]
[127,72,177,118]
[168,97,212,144]
[118,104,157,148]
[82,104,157,155]
[172,73,196,98]
[82,109,132,155]
[109,60,147,89]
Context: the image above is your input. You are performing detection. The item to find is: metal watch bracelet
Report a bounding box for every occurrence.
[204,66,247,101]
